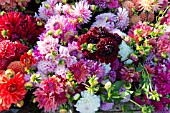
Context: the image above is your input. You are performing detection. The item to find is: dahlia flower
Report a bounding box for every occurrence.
[0,0,30,11]
[128,21,153,43]
[85,60,106,82]
[71,0,92,24]
[45,15,77,42]
[0,73,26,111]
[37,0,60,20]
[118,41,133,62]
[7,61,25,74]
[69,60,90,83]
[116,7,129,30]
[33,76,67,112]
[78,27,122,64]
[37,59,57,75]
[107,0,119,9]
[0,12,44,45]
[152,63,170,96]
[100,101,114,111]
[37,34,59,55]
[75,90,100,113]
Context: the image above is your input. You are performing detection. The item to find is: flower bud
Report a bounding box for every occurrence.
[73,93,80,100]
[16,100,24,108]
[5,69,15,78]
[104,81,112,90]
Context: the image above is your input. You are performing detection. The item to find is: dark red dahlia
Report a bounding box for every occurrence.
[96,38,119,64]
[0,12,44,45]
[78,27,122,64]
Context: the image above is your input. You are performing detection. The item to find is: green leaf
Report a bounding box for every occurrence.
[113,81,123,91]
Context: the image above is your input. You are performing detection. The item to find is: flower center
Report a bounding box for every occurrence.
[8,84,17,92]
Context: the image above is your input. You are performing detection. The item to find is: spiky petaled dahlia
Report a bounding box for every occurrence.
[20,52,36,69]
[0,12,44,45]
[0,0,30,11]
[69,60,90,83]
[85,60,105,82]
[152,62,170,96]
[138,0,163,12]
[33,76,67,112]
[45,15,77,43]
[78,27,122,64]
[116,7,129,30]
[128,21,153,43]
[96,38,119,64]
[7,61,25,74]
[120,66,140,83]
[0,72,26,111]
[71,0,92,24]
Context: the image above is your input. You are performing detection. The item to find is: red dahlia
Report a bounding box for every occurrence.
[0,11,44,45]
[0,72,26,111]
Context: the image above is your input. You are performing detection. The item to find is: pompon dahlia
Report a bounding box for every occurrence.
[78,27,122,64]
[45,15,77,43]
[116,7,129,30]
[96,38,119,64]
[71,0,92,24]
[33,76,67,112]
[0,72,26,111]
[69,60,90,83]
[0,12,44,45]
[7,61,25,74]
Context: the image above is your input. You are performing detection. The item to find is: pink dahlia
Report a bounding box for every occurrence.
[45,15,77,43]
[71,0,92,24]
[128,21,153,43]
[69,60,90,83]
[33,76,67,112]
[0,12,44,45]
[0,72,26,111]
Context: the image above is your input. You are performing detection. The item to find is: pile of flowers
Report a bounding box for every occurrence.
[0,0,170,113]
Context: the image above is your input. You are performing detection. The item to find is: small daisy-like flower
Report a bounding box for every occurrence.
[33,76,67,112]
[75,90,100,113]
[71,0,92,24]
[116,7,129,30]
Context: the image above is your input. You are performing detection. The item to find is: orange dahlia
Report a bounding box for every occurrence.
[0,72,26,111]
[7,61,25,74]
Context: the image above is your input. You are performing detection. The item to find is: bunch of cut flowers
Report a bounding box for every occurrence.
[0,0,170,113]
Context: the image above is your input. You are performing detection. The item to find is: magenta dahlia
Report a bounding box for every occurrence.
[33,76,67,112]
[0,12,44,45]
[69,60,90,83]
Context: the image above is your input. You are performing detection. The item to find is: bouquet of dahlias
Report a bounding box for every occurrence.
[0,0,170,113]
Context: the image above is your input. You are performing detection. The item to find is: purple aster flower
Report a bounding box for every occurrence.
[71,0,92,24]
[100,101,114,111]
[116,7,129,30]
[119,87,131,102]
[33,46,45,61]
